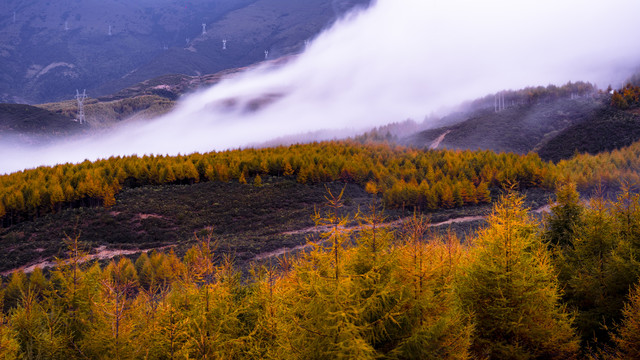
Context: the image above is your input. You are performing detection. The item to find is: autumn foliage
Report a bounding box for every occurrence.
[0,142,557,227]
[0,187,640,357]
[611,84,640,110]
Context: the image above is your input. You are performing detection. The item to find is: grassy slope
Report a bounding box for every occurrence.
[0,174,553,274]
[0,179,370,272]
[405,97,640,163]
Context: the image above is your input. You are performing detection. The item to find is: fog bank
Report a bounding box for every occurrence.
[3,0,640,174]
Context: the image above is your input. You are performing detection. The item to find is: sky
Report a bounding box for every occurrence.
[2,0,640,174]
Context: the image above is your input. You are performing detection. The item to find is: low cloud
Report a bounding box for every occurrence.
[3,0,640,174]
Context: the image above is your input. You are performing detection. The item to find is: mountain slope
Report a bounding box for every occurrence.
[537,108,640,162]
[0,103,83,144]
[0,0,369,104]
[406,98,603,155]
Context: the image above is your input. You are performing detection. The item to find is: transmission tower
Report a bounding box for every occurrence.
[75,89,87,124]
[65,21,69,31]
[494,92,505,112]
[264,50,269,59]
[222,39,227,50]
[202,23,206,35]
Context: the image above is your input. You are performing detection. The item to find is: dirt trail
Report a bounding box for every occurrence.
[280,214,488,238]
[430,130,451,149]
[2,245,175,276]
[4,206,555,273]
[257,204,553,261]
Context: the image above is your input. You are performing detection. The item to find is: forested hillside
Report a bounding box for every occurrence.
[0,141,555,228]
[2,135,640,358]
[1,187,640,358]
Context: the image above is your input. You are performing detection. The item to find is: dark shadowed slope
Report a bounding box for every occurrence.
[406,98,604,155]
[0,103,83,144]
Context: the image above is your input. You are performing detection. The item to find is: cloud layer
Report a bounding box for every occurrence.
[3,0,640,173]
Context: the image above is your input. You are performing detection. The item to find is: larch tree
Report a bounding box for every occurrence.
[544,181,584,249]
[387,215,472,360]
[456,191,579,359]
[614,282,640,359]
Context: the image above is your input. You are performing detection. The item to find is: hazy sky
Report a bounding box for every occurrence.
[2,0,640,174]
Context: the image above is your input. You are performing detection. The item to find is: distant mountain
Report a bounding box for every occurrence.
[33,57,291,129]
[0,0,370,104]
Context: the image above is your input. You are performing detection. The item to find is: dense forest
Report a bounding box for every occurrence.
[4,134,640,358]
[5,136,640,228]
[0,142,556,227]
[1,187,640,358]
[558,139,640,191]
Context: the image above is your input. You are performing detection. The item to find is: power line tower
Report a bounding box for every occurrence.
[65,21,69,31]
[264,50,269,59]
[75,89,87,124]
[202,23,206,35]
[222,39,227,50]
[494,92,505,112]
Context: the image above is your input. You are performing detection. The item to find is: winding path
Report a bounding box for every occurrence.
[430,130,451,149]
[254,204,553,261]
[2,245,175,276]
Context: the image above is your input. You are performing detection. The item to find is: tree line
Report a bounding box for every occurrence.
[1,187,640,358]
[467,81,598,112]
[0,142,557,227]
[558,139,640,192]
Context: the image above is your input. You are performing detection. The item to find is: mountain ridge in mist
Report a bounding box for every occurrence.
[0,0,369,104]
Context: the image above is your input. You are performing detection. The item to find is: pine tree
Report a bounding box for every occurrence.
[544,182,583,248]
[388,215,472,359]
[614,282,640,358]
[0,287,18,358]
[456,192,579,359]
[475,182,491,204]
[239,171,247,185]
[253,174,263,187]
[278,188,377,359]
[283,161,294,177]
[83,258,138,359]
[561,194,627,346]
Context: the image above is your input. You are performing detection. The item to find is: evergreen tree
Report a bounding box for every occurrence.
[561,194,629,346]
[544,182,584,248]
[614,282,640,358]
[456,192,579,359]
[388,215,472,359]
